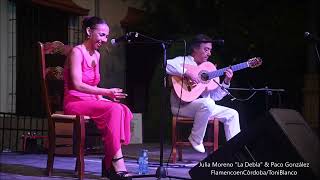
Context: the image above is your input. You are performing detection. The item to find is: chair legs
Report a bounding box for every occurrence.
[47,116,103,179]
[178,147,183,161]
[213,120,219,151]
[46,140,55,176]
[46,127,55,176]
[101,156,107,177]
[51,117,86,180]
[75,158,79,173]
[172,117,177,163]
[74,116,86,180]
[171,117,219,163]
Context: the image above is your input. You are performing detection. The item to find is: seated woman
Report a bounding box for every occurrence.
[63,16,132,180]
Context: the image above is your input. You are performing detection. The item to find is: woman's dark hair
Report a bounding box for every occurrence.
[82,16,107,32]
[188,34,212,54]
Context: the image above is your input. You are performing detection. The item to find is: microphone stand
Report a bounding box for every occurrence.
[313,43,320,63]
[226,87,285,111]
[128,32,190,180]
[304,32,320,63]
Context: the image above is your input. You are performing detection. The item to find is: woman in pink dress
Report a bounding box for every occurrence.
[63,16,132,180]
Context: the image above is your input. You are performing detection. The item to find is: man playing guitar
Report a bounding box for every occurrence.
[166,34,241,153]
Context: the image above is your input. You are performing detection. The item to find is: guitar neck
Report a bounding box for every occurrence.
[208,62,249,79]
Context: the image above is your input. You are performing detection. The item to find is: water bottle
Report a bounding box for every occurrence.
[138,149,149,174]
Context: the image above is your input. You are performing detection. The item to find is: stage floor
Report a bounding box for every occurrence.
[0,143,209,180]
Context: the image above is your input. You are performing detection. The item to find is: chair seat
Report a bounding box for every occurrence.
[172,115,219,163]
[173,116,216,121]
[51,112,90,120]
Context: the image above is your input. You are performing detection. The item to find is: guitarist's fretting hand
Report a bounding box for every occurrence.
[223,68,233,85]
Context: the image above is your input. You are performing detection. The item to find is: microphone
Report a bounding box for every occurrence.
[212,39,225,45]
[304,32,320,42]
[110,32,138,46]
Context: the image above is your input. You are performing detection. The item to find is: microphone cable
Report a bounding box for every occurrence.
[165,39,189,171]
[211,78,258,102]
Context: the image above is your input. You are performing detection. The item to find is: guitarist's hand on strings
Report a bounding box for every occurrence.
[223,68,233,85]
[185,70,201,84]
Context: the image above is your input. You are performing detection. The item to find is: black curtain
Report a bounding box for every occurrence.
[16,0,68,117]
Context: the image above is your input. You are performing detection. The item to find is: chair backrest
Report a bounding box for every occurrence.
[37,41,72,117]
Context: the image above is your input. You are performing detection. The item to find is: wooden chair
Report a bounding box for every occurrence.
[38,41,102,179]
[171,116,219,163]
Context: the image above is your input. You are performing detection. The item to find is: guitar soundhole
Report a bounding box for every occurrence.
[200,72,209,81]
[187,85,192,91]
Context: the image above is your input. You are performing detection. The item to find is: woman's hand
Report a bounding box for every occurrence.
[105,88,128,102]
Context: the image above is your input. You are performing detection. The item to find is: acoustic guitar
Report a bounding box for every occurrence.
[171,57,262,102]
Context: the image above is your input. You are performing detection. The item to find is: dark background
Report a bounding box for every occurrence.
[14,0,319,142]
[123,0,320,142]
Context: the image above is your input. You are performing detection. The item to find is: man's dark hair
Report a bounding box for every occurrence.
[188,34,212,54]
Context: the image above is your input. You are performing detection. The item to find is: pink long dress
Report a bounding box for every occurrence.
[63,44,133,169]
